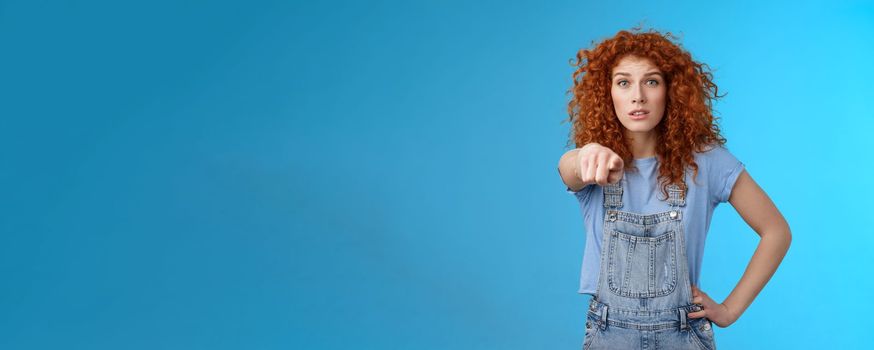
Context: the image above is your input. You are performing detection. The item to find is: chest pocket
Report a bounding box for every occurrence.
[606,228,678,298]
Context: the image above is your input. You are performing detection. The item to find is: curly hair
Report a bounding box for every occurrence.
[564,26,727,200]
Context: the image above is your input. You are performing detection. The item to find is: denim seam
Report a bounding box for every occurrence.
[609,210,682,225]
[583,322,600,350]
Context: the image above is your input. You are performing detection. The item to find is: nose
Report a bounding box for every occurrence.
[632,83,646,104]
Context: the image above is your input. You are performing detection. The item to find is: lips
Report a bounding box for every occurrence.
[629,109,649,120]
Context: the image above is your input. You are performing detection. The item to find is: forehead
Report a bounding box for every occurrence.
[611,55,660,74]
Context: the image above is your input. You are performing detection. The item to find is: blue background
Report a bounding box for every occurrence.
[1,0,871,349]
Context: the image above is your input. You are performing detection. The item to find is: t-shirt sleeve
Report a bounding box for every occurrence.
[566,184,595,204]
[560,165,595,203]
[707,145,745,204]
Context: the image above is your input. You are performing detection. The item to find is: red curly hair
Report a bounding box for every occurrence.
[565,26,727,200]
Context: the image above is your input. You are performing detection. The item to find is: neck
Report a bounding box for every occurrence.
[625,129,658,159]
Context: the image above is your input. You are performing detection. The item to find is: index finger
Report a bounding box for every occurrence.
[687,310,707,319]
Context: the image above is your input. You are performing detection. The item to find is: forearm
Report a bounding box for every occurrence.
[722,228,792,320]
[558,148,585,189]
[560,142,624,192]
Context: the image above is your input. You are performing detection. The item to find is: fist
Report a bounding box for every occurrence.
[576,143,624,186]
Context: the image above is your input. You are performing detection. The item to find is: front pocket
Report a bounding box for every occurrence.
[606,229,678,298]
[583,315,600,350]
[688,318,715,350]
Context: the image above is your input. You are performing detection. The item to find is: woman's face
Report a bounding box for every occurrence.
[610,55,667,137]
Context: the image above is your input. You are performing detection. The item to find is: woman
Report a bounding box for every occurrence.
[557,27,791,350]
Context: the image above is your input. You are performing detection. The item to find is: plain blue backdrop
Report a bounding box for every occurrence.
[1,0,872,349]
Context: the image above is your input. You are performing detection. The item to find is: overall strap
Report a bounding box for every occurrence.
[602,180,623,209]
[666,183,686,209]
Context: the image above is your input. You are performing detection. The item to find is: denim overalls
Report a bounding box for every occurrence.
[582,177,717,350]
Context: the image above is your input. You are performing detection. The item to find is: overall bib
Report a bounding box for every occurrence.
[582,178,717,350]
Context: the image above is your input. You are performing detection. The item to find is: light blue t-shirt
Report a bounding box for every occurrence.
[567,144,745,295]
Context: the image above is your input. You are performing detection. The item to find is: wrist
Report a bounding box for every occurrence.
[580,142,600,152]
[574,149,584,180]
[721,302,741,321]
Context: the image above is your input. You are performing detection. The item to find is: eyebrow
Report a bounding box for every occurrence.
[612,72,664,78]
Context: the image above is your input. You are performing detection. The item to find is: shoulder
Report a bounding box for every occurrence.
[693,143,743,171]
[694,143,745,203]
[694,143,735,161]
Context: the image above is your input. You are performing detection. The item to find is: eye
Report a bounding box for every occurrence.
[646,79,660,86]
[617,80,628,87]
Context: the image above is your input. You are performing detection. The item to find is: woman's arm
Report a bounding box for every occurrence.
[558,144,625,191]
[558,148,586,191]
[687,169,792,327]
